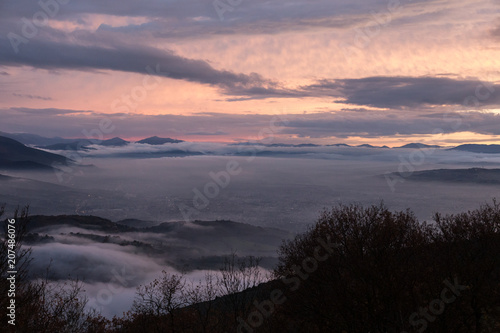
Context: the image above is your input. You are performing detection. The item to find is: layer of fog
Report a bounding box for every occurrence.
[24,222,277,317]
[2,145,500,230]
[3,144,500,317]
[30,239,252,317]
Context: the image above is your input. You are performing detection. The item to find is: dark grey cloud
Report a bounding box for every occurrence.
[0,0,446,62]
[0,10,303,99]
[95,10,361,39]
[0,0,405,32]
[3,107,500,141]
[490,20,500,39]
[0,35,297,98]
[303,76,500,109]
[13,93,52,100]
[279,110,500,138]
[11,107,92,115]
[0,107,275,138]
[281,113,441,138]
[0,0,188,20]
[0,1,472,103]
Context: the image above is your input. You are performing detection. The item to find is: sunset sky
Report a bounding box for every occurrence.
[1,0,500,146]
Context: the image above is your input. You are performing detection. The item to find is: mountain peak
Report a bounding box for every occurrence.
[396,143,441,149]
[136,136,184,145]
[100,137,129,146]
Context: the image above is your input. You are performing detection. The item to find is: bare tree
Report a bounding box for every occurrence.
[1,206,107,333]
[218,252,264,295]
[182,271,220,332]
[217,252,267,329]
[132,271,186,332]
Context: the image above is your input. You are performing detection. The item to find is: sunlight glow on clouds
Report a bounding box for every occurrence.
[1,0,500,144]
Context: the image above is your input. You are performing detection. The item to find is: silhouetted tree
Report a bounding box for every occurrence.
[3,202,499,333]
[217,252,265,327]
[182,272,221,332]
[432,200,500,332]
[273,202,500,333]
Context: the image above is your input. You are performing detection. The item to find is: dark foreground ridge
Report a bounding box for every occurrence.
[0,135,70,170]
[1,202,500,332]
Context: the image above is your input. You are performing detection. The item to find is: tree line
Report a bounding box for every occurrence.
[1,201,499,332]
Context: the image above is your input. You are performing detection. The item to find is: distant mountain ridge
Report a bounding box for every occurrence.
[136,136,184,145]
[9,132,500,152]
[231,142,389,148]
[396,143,441,149]
[39,137,129,151]
[0,131,133,147]
[34,136,184,151]
[100,137,129,146]
[35,136,183,151]
[448,144,500,154]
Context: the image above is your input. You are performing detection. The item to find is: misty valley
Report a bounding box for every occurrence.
[1,134,500,330]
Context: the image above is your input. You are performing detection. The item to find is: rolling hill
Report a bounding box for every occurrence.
[10,214,293,272]
[0,135,70,170]
[396,143,441,149]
